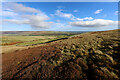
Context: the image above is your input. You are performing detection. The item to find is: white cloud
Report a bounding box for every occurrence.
[114,11,118,15]
[0,10,18,17]
[55,9,74,19]
[75,18,84,21]
[94,9,103,14]
[69,19,118,27]
[4,14,53,28]
[22,14,49,21]
[2,2,53,29]
[23,14,52,28]
[83,17,93,20]
[3,2,39,13]
[4,19,29,24]
[76,17,93,21]
[55,9,93,21]
[73,10,78,12]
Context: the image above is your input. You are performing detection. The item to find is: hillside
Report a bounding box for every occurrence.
[2,29,120,80]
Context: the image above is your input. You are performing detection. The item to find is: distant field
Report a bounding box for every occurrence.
[1,35,69,46]
[1,31,76,46]
[1,31,77,53]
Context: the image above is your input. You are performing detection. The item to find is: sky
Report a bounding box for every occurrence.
[0,2,119,31]
[2,0,119,2]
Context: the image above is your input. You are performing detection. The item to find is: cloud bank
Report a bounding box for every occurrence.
[69,19,118,27]
[2,2,52,29]
[4,14,53,28]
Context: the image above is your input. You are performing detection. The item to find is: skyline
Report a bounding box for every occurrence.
[1,2,119,31]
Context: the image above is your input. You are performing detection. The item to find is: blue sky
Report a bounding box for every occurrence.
[1,2,118,31]
[2,0,119,2]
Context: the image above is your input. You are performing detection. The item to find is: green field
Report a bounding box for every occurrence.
[1,31,77,53]
[1,34,72,46]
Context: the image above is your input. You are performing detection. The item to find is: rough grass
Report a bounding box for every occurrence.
[2,30,119,79]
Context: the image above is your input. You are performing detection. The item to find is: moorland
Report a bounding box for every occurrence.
[1,29,120,80]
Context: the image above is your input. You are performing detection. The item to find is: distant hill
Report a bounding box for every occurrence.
[2,31,79,36]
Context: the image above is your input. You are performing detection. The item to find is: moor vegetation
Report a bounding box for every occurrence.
[2,29,120,80]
